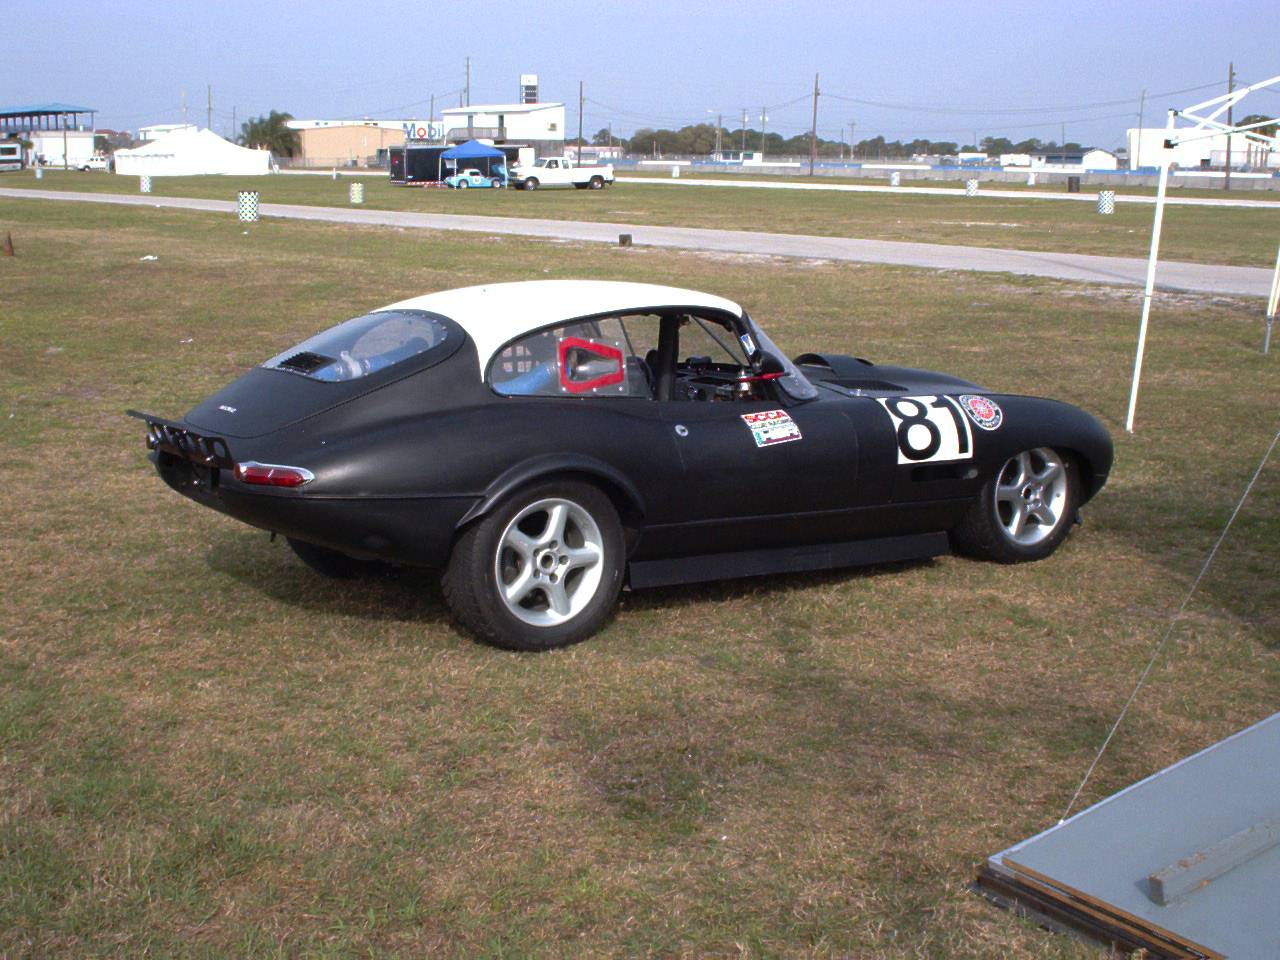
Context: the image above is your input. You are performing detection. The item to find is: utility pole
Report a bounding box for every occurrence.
[808,71,820,176]
[577,80,584,162]
[716,113,722,156]
[1225,62,1235,191]
[741,109,747,152]
[850,119,856,159]
[206,84,212,131]
[465,57,471,107]
[182,89,187,124]
[1060,121,1065,148]
[1134,88,1146,170]
[760,107,767,155]
[429,94,435,127]
[231,106,237,142]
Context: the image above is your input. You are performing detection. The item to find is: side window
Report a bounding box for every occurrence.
[489,314,660,399]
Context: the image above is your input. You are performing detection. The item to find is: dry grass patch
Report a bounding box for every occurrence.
[0,196,1276,958]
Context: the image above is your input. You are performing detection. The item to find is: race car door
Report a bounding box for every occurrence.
[649,397,863,555]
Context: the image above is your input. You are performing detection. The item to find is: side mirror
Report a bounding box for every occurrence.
[758,351,786,377]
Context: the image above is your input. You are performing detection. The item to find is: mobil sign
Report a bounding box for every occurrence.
[403,121,445,141]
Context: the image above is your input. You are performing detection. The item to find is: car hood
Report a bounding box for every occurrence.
[794,352,984,397]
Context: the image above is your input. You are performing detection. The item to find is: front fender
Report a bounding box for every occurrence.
[985,396,1113,502]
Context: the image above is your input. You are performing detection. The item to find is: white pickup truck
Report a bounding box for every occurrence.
[509,156,615,191]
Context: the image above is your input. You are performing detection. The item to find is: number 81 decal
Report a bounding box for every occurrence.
[876,395,974,464]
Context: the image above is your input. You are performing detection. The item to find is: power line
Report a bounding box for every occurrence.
[821,80,1223,116]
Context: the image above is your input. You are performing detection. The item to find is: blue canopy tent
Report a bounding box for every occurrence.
[439,139,508,184]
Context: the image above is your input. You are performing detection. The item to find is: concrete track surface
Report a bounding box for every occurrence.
[2,187,1273,298]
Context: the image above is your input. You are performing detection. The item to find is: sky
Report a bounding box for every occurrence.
[4,0,1278,150]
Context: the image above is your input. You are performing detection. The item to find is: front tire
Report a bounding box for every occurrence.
[589,175,604,189]
[523,177,539,191]
[442,481,624,650]
[457,180,469,189]
[950,447,1080,563]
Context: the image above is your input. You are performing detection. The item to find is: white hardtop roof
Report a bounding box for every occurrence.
[381,280,743,373]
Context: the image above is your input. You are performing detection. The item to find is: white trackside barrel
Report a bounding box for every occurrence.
[237,191,260,222]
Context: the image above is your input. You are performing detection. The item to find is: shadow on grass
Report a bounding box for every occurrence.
[204,527,453,628]
[206,524,941,634]
[620,557,939,613]
[1094,483,1279,647]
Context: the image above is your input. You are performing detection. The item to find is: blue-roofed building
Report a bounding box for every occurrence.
[0,102,99,169]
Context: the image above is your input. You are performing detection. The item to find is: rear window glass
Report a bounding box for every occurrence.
[263,309,449,382]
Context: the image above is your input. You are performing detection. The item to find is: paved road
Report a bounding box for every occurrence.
[617,175,1280,210]
[3,187,1273,297]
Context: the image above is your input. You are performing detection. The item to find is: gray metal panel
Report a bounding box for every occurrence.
[990,713,1280,959]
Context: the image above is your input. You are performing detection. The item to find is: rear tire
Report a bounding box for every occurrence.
[950,447,1080,563]
[458,180,469,189]
[442,481,624,651]
[287,537,369,579]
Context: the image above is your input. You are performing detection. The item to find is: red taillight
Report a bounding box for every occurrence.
[234,461,314,487]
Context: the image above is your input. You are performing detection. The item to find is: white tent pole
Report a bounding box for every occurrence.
[1125,109,1176,433]
[1265,242,1280,354]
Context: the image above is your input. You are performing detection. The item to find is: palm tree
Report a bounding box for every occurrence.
[238,110,300,157]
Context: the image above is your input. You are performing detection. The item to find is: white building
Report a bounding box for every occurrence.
[438,102,565,151]
[138,123,197,143]
[1126,127,1277,170]
[1030,148,1118,171]
[286,102,567,168]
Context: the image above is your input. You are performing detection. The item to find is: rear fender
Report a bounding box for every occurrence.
[457,454,646,530]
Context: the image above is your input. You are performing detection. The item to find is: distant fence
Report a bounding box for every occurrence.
[278,155,389,171]
[613,157,1280,190]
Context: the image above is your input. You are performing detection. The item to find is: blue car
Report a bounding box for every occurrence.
[444,168,504,189]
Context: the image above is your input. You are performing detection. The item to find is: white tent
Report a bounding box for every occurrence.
[113,127,272,177]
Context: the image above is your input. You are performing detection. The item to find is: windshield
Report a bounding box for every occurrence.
[743,314,819,401]
[263,309,450,382]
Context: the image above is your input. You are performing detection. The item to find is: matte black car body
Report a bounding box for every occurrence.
[131,280,1112,644]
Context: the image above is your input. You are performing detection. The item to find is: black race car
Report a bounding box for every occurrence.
[130,280,1112,650]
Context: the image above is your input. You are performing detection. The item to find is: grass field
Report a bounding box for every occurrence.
[1,196,1277,958]
[6,168,1280,268]
[621,166,1280,199]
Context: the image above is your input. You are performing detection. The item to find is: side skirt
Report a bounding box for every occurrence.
[625,531,949,590]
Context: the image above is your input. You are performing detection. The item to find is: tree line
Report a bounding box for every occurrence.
[591,123,1099,158]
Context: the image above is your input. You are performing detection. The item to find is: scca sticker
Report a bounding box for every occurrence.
[741,409,802,447]
[959,394,1003,431]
